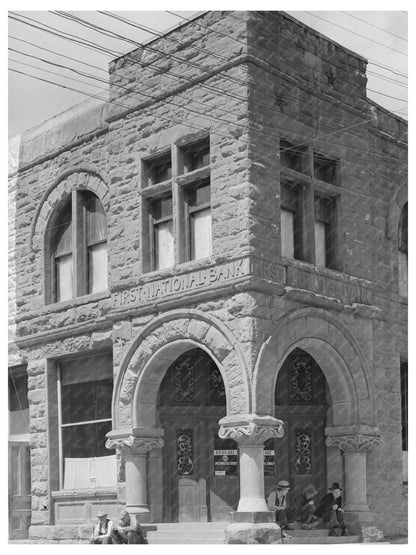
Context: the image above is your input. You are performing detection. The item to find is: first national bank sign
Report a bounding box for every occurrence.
[112,258,255,308]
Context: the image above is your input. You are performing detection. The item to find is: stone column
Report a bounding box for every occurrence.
[106,427,164,523]
[219,414,284,514]
[326,431,381,511]
[326,426,382,540]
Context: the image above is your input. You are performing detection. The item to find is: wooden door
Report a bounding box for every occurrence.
[9,443,31,540]
[267,349,329,503]
[164,419,208,522]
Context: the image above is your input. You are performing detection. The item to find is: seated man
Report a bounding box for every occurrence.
[91,510,114,544]
[111,510,147,544]
[314,482,347,536]
[295,484,320,530]
[266,480,297,536]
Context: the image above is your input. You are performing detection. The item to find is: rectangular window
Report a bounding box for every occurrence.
[185,183,212,260]
[183,140,210,173]
[9,368,29,436]
[86,193,108,294]
[314,153,338,185]
[56,254,73,302]
[281,209,295,258]
[150,195,174,270]
[58,354,115,489]
[280,140,307,174]
[314,196,335,268]
[281,185,302,260]
[147,156,172,186]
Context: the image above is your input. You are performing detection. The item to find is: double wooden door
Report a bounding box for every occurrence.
[161,414,239,522]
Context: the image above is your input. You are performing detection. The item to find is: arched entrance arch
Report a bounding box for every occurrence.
[113,309,252,429]
[253,307,381,523]
[253,307,376,427]
[108,310,252,522]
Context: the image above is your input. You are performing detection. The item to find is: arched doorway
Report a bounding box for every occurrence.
[157,347,238,522]
[264,348,330,501]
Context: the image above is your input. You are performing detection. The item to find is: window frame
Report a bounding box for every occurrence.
[398,202,408,297]
[57,354,113,490]
[46,190,108,304]
[184,181,212,261]
[149,194,174,271]
[279,137,341,270]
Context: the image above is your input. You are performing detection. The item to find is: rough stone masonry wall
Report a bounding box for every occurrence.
[243,11,408,536]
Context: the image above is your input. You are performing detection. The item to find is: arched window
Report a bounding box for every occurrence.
[47,190,108,303]
[398,202,408,297]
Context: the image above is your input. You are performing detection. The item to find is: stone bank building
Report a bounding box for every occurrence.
[8,11,407,543]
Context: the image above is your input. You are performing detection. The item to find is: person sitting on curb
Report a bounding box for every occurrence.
[111,510,148,544]
[266,479,297,537]
[295,484,320,530]
[91,510,114,544]
[314,482,348,536]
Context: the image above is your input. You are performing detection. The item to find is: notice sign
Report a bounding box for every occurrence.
[214,449,237,476]
[264,449,275,476]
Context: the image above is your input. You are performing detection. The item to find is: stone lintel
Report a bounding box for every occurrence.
[218,413,284,444]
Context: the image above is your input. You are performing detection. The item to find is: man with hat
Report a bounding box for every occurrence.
[266,480,297,535]
[295,484,320,529]
[314,482,347,536]
[91,510,115,544]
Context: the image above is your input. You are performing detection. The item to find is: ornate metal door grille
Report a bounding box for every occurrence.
[294,428,313,474]
[176,429,194,475]
[290,353,313,402]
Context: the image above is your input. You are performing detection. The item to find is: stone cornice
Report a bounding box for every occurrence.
[218,414,284,444]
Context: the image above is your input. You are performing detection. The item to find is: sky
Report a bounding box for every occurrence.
[7,4,409,139]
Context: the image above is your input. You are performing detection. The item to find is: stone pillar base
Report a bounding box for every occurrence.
[225,523,282,544]
[344,510,384,542]
[231,511,275,523]
[129,511,154,524]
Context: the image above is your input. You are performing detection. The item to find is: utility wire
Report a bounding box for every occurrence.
[303,11,407,56]
[166,10,407,79]
[9,12,407,148]
[340,11,408,42]
[10,9,408,124]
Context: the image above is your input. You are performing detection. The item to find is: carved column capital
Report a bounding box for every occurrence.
[218,414,284,445]
[325,434,382,453]
[106,428,164,455]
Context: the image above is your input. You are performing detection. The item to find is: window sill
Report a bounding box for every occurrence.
[16,290,111,324]
[47,290,111,312]
[281,256,370,286]
[52,488,117,500]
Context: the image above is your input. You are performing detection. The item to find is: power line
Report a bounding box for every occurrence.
[10,9,408,126]
[303,11,407,56]
[340,11,408,42]
[168,9,408,83]
[9,11,407,150]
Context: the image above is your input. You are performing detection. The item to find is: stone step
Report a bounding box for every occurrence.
[154,522,229,530]
[149,538,225,544]
[284,535,361,544]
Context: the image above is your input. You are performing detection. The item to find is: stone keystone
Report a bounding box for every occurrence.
[218,414,284,444]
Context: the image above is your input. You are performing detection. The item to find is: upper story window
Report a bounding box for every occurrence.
[185,182,212,260]
[398,202,408,297]
[149,195,174,270]
[314,152,338,185]
[280,140,308,174]
[47,190,108,303]
[279,138,340,270]
[142,135,212,272]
